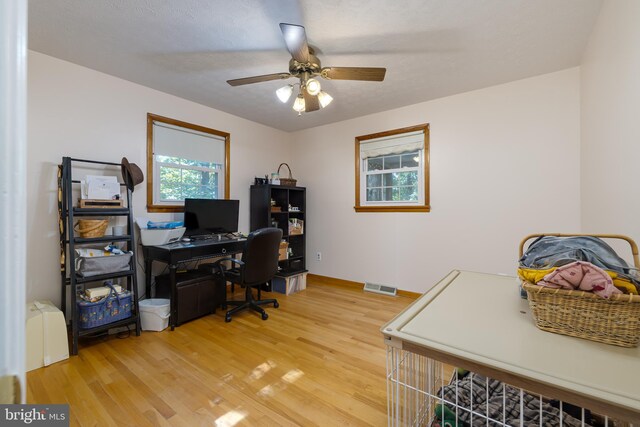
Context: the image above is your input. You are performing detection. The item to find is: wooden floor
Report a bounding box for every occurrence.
[27,279,415,426]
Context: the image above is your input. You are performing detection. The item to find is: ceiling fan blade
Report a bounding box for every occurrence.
[227,72,292,86]
[321,67,386,81]
[303,91,319,112]
[280,23,310,63]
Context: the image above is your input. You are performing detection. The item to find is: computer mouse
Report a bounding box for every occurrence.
[181,237,191,242]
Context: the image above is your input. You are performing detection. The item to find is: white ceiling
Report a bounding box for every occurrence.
[28,0,602,132]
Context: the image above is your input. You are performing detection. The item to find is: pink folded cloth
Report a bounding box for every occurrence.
[538,260,622,298]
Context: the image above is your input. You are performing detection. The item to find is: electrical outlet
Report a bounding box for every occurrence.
[316,252,322,261]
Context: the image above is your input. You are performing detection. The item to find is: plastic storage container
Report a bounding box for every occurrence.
[139,298,170,331]
[139,227,186,246]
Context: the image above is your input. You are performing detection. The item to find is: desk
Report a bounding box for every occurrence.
[382,270,640,424]
[142,236,245,330]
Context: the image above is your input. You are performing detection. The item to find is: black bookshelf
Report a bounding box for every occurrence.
[250,184,307,276]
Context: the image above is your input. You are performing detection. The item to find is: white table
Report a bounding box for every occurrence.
[382,270,640,424]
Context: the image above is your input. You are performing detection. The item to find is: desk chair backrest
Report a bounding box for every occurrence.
[241,227,283,286]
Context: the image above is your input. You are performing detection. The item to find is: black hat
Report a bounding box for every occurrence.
[121,157,144,192]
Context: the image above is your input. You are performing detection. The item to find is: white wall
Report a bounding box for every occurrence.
[1,0,27,403]
[27,51,292,304]
[581,0,640,244]
[293,69,582,293]
[26,50,588,299]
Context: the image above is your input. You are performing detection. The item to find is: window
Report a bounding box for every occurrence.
[156,156,221,201]
[147,113,230,213]
[355,124,430,212]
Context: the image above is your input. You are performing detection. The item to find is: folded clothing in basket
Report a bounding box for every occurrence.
[519,236,640,294]
[519,266,639,295]
[537,261,622,298]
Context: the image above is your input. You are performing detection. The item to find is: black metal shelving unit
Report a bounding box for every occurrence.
[250,184,307,277]
[58,157,141,355]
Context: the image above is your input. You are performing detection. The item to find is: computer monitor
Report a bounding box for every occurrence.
[184,198,239,236]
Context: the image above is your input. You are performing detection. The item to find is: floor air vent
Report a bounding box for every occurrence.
[363,282,397,296]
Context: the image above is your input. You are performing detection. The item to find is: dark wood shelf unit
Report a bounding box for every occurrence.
[74,270,135,284]
[77,316,136,336]
[72,207,130,216]
[250,184,306,276]
[59,156,141,355]
[73,235,133,244]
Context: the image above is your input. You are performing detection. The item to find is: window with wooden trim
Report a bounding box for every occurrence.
[147,113,230,213]
[355,124,430,212]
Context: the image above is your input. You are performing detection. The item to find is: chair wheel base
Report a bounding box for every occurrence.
[225,315,232,323]
[274,301,279,308]
[261,312,268,320]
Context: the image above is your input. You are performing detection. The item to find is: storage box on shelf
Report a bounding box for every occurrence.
[74,219,109,237]
[78,199,124,209]
[272,272,307,295]
[278,241,289,261]
[288,218,303,235]
[75,252,133,277]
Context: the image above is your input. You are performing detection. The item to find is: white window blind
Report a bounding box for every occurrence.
[359,130,424,160]
[153,121,226,164]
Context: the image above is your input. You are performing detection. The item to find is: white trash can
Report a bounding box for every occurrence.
[139,299,170,331]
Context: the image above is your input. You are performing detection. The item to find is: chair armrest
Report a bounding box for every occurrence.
[199,257,244,274]
[220,258,244,268]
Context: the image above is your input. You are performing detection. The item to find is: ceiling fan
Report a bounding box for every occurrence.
[227,23,387,114]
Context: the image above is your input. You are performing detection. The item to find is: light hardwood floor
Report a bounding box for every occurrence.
[27,278,415,426]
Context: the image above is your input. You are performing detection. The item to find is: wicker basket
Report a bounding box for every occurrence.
[520,233,640,347]
[77,284,132,329]
[74,219,108,238]
[277,163,297,186]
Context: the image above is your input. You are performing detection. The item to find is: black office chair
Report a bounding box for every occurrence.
[212,227,282,322]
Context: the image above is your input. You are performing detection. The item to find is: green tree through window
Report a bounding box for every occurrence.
[157,155,221,202]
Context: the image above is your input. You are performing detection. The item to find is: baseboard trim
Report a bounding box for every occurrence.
[307,274,420,299]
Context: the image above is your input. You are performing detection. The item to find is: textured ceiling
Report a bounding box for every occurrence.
[28,0,602,132]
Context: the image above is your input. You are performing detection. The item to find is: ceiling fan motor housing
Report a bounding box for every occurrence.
[289,55,321,77]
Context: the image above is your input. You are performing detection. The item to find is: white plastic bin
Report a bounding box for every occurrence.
[139,227,185,246]
[139,299,170,331]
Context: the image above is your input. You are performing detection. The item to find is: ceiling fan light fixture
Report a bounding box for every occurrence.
[317,91,333,108]
[305,78,321,96]
[292,94,306,112]
[276,85,293,103]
